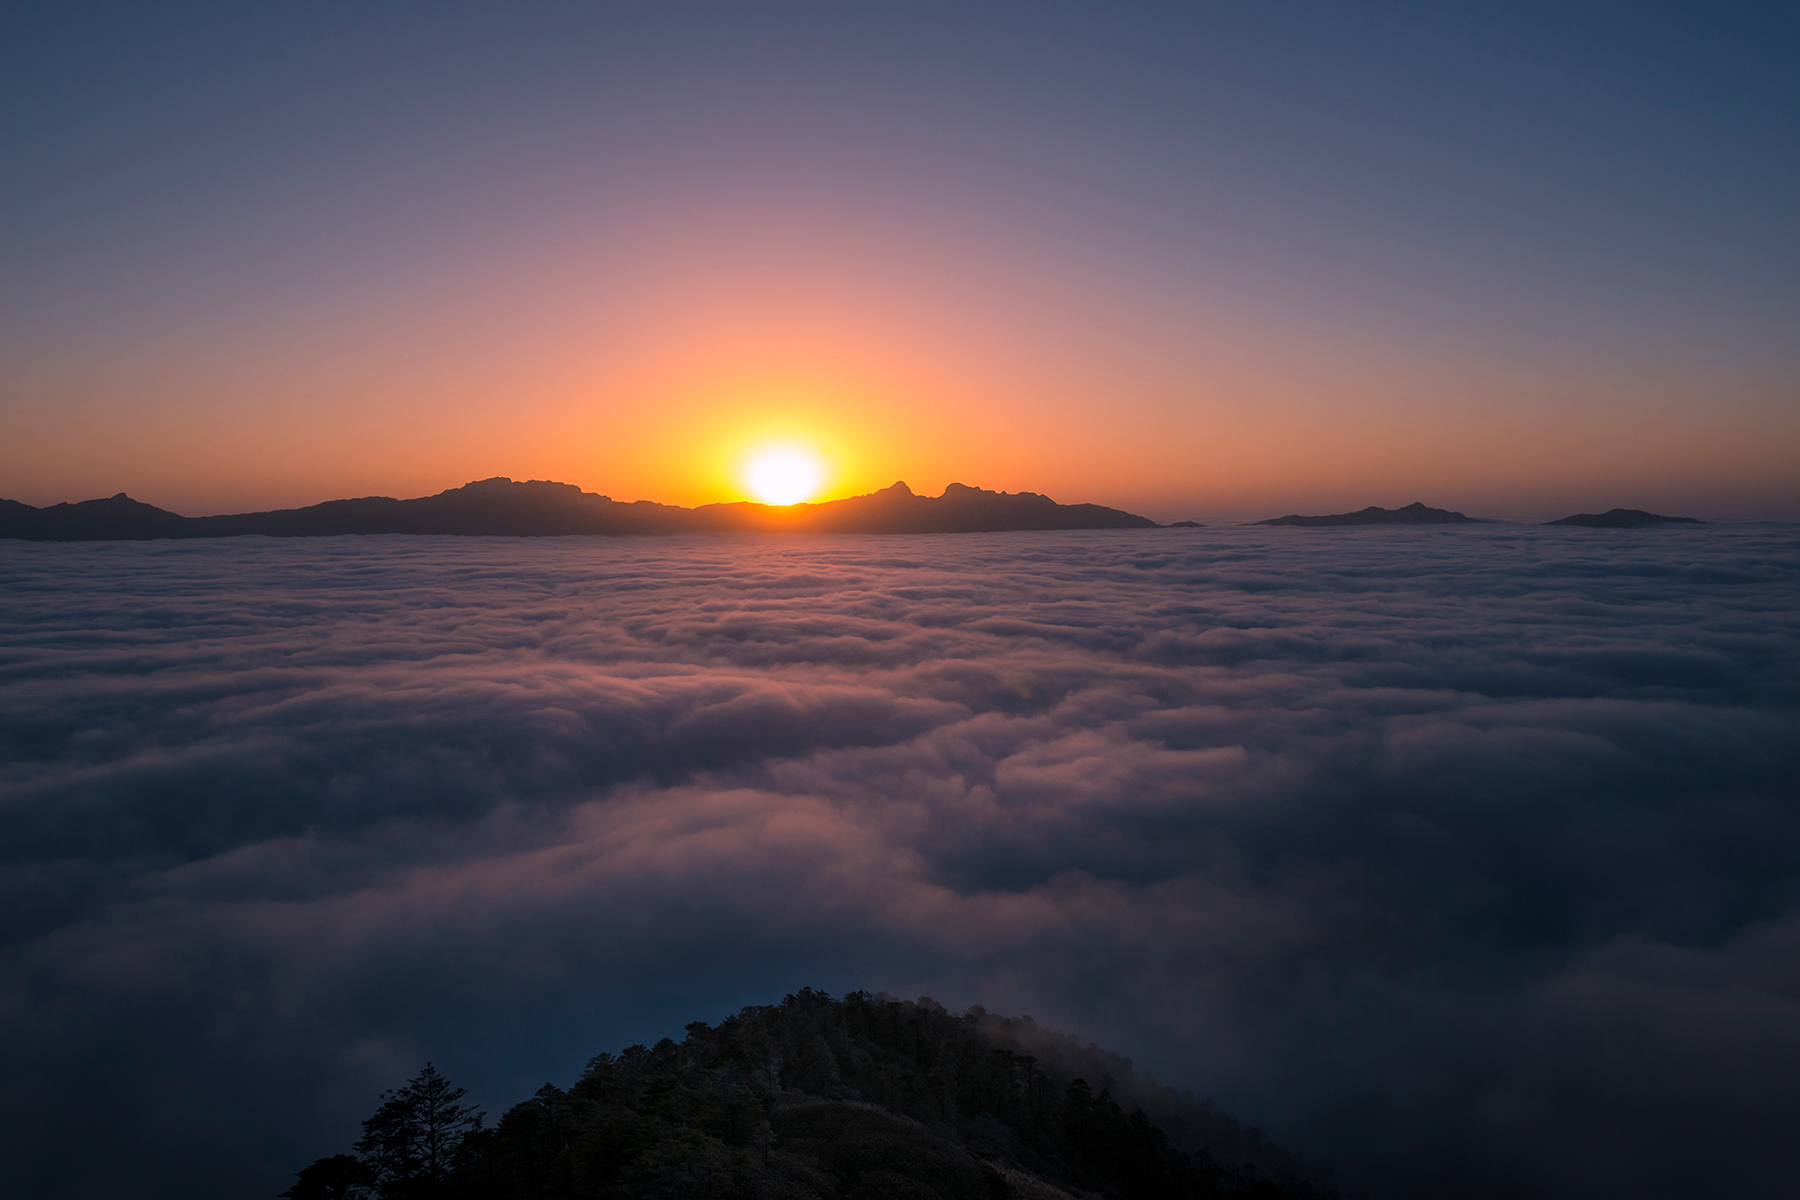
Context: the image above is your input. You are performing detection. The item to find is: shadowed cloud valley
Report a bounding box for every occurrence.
[2,525,1797,1199]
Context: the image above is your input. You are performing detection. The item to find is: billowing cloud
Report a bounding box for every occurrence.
[1,524,1796,1198]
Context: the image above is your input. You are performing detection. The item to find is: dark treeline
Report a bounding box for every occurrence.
[282,990,1340,1200]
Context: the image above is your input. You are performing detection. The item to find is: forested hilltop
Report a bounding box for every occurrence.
[283,990,1340,1200]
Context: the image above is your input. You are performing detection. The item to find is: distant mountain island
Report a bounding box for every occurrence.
[1545,508,1704,528]
[0,478,1159,541]
[281,990,1334,1200]
[1254,501,1483,527]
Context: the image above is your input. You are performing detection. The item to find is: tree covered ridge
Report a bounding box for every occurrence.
[283,990,1341,1200]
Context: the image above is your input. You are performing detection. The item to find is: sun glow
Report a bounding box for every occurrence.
[745,449,823,505]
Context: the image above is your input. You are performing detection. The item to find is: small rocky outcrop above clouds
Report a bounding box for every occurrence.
[1254,501,1484,526]
[1546,508,1704,528]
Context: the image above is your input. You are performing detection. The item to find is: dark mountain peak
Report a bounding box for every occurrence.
[937,482,1055,507]
[1,491,188,540]
[1547,508,1704,528]
[450,476,517,494]
[442,476,590,499]
[875,480,915,498]
[55,492,161,512]
[284,991,1332,1200]
[1255,501,1483,527]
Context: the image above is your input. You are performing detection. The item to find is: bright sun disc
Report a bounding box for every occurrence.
[746,451,821,505]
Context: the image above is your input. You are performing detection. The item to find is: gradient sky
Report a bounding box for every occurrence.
[4,1,1796,520]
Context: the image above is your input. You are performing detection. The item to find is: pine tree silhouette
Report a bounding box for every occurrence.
[283,1063,484,1199]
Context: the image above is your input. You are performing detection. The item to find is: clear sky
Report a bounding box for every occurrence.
[4,1,1796,520]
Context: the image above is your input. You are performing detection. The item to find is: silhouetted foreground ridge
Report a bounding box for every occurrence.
[0,478,1157,540]
[1544,508,1703,528]
[282,990,1337,1200]
[1252,502,1481,526]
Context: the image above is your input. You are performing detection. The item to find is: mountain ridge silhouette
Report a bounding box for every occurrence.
[0,478,1159,540]
[1544,507,1703,528]
[1252,501,1484,526]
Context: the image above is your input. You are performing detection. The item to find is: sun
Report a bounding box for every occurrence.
[745,449,822,506]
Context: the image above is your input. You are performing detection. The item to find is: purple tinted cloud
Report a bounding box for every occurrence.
[1,525,1796,1198]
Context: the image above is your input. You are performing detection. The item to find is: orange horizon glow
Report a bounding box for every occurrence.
[4,202,1797,523]
[5,7,1798,530]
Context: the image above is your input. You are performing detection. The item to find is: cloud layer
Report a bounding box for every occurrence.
[2,525,1797,1198]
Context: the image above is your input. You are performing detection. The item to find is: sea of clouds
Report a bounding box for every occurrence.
[2,525,1797,1199]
